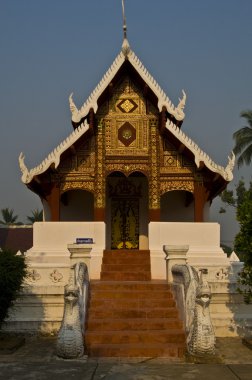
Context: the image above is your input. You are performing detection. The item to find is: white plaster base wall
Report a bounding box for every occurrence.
[209,281,252,337]
[149,222,230,279]
[148,222,252,337]
[3,222,106,334]
[5,286,64,334]
[26,221,105,278]
[5,221,252,338]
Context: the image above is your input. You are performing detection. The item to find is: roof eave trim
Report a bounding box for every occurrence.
[165,119,235,182]
[19,120,89,184]
[70,47,186,124]
[127,50,186,120]
[70,52,125,123]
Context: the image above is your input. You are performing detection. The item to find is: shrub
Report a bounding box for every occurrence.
[0,249,27,329]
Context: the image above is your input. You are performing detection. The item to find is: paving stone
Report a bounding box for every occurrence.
[0,336,252,379]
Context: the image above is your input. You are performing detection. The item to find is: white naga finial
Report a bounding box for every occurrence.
[177,89,187,111]
[121,0,130,56]
[69,93,80,123]
[19,152,27,174]
[69,93,78,114]
[225,151,235,181]
[19,152,29,183]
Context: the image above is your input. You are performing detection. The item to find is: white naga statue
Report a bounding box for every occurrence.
[172,265,215,356]
[56,262,89,359]
[187,269,215,356]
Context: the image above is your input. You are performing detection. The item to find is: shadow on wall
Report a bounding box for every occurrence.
[3,290,46,335]
[226,264,252,339]
[3,265,64,336]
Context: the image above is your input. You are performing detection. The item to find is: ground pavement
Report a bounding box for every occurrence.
[0,335,252,380]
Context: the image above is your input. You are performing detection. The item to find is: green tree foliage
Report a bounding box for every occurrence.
[233,110,252,168]
[234,184,252,264]
[0,250,27,328]
[220,180,248,212]
[220,180,252,302]
[26,209,43,224]
[0,208,21,225]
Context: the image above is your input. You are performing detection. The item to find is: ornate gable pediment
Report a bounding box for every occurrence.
[97,75,158,158]
[161,138,195,174]
[57,136,96,177]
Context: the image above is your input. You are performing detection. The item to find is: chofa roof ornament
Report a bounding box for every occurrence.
[177,90,186,112]
[121,0,130,57]
[69,93,80,123]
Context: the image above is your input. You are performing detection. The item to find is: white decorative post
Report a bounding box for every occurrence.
[163,245,189,282]
[67,244,93,270]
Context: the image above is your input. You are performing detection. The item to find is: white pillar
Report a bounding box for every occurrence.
[67,244,93,270]
[163,245,189,282]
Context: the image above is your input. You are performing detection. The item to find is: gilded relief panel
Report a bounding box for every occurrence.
[57,136,96,194]
[57,136,95,175]
[160,136,195,175]
[96,75,158,158]
[159,136,196,195]
[60,181,94,194]
[160,179,194,195]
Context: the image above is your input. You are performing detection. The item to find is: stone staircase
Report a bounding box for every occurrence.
[100,249,151,281]
[85,250,185,358]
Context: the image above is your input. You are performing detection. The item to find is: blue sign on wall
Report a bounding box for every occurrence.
[76,238,93,244]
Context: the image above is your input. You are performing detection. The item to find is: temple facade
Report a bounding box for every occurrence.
[12,38,250,342]
[19,39,234,252]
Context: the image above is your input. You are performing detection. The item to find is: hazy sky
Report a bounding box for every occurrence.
[0,1,251,244]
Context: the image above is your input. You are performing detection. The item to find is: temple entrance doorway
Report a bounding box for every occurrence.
[106,172,148,250]
[111,197,139,249]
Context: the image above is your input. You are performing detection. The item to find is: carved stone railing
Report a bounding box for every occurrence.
[56,262,89,359]
[172,264,215,356]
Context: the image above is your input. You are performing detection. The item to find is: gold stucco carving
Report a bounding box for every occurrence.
[117,98,138,113]
[96,75,157,158]
[161,137,195,173]
[57,137,95,174]
[149,123,160,209]
[106,162,149,176]
[61,181,94,193]
[95,125,105,208]
[160,180,194,194]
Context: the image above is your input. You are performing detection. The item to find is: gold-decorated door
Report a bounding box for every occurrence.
[111,198,139,249]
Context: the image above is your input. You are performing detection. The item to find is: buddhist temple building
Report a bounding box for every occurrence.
[12,15,250,350]
[19,36,234,252]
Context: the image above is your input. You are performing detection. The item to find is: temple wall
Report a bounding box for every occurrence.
[60,190,94,221]
[32,222,104,250]
[149,222,229,280]
[160,191,194,222]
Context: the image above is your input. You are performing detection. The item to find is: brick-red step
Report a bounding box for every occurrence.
[85,250,185,358]
[100,250,151,281]
[85,277,185,358]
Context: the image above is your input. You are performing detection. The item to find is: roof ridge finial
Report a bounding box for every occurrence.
[122,0,127,39]
[121,0,130,56]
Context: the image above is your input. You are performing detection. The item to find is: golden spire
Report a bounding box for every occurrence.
[121,0,130,56]
[122,0,127,39]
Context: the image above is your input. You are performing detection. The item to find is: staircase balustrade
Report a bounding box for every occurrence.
[171,264,216,356]
[56,262,89,359]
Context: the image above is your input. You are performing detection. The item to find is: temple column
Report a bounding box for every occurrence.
[47,183,60,221]
[149,120,160,221]
[194,181,207,222]
[94,123,105,221]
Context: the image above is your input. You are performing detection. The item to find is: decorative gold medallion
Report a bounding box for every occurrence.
[118,122,136,146]
[117,98,138,113]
